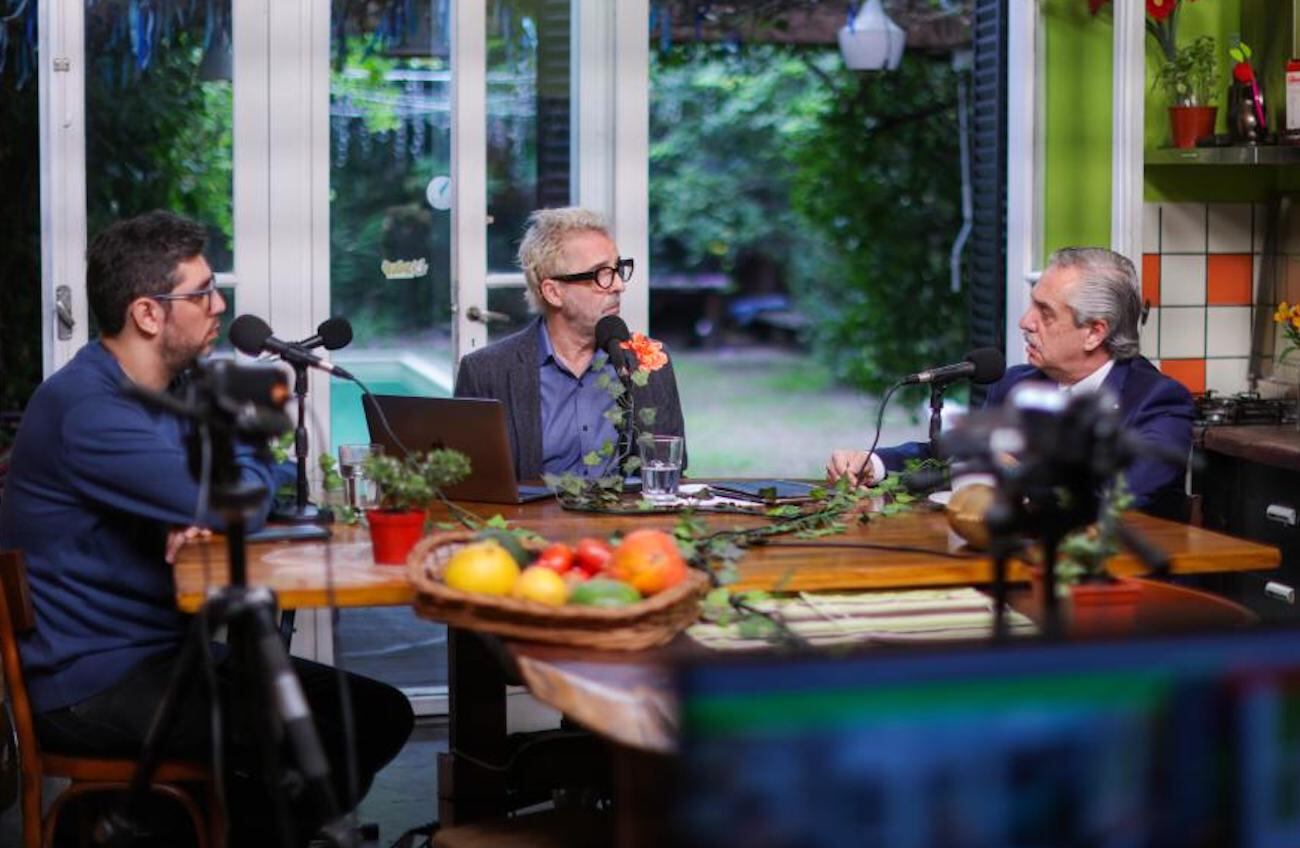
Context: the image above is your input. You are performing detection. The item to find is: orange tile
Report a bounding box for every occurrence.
[1160,359,1206,394]
[1142,254,1161,306]
[1207,254,1252,305]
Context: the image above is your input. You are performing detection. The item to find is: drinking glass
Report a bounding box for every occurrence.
[639,435,684,504]
[338,443,382,509]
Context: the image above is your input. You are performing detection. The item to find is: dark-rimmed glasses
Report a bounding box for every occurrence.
[151,276,219,304]
[550,257,634,290]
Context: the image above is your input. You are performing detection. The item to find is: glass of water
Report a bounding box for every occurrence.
[639,435,684,504]
[338,443,382,510]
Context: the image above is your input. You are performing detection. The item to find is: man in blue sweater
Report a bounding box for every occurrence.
[827,247,1194,517]
[0,211,411,843]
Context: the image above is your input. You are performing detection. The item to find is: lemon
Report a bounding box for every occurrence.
[511,566,569,606]
[444,541,521,596]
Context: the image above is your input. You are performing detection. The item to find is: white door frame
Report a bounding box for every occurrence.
[38,0,88,375]
[1110,0,1145,270]
[1004,0,1045,368]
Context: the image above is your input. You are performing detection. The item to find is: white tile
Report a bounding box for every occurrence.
[1206,358,1251,394]
[1205,306,1252,357]
[1160,254,1206,305]
[1207,204,1253,253]
[1140,307,1160,359]
[1160,306,1206,358]
[1143,203,1161,253]
[1161,202,1207,253]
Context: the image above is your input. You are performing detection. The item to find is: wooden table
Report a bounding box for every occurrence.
[173,504,1280,611]
[171,499,1282,829]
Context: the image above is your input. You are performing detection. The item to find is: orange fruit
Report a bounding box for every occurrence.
[444,541,521,596]
[512,566,569,606]
[608,529,688,596]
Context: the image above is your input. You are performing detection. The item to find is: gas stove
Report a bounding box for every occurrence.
[1194,391,1297,429]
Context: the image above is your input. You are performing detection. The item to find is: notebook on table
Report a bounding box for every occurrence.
[706,479,820,504]
[361,394,553,504]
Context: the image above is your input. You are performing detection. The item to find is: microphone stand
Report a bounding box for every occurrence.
[928,381,948,456]
[271,361,333,525]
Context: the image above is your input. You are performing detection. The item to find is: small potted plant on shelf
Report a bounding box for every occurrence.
[362,449,471,564]
[1156,34,1220,148]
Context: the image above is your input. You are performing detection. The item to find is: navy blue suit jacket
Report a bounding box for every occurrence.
[876,356,1194,511]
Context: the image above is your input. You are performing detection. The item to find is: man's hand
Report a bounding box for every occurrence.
[165,526,211,564]
[826,450,878,487]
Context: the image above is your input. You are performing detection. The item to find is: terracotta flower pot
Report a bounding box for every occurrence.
[1068,579,1142,637]
[366,509,426,565]
[1027,567,1142,637]
[1168,105,1217,149]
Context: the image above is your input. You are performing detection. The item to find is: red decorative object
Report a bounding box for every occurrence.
[367,509,426,565]
[1169,105,1217,148]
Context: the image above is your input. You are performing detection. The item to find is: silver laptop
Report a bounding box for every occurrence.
[362,395,553,504]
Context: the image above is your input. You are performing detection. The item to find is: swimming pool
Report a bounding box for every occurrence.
[330,353,454,452]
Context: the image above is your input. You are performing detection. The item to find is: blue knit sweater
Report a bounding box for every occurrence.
[0,343,289,712]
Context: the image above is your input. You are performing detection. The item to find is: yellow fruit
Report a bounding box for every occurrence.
[444,541,521,596]
[511,566,569,606]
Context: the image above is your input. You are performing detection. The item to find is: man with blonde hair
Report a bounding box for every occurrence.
[456,207,685,480]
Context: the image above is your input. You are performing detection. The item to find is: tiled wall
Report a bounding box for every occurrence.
[1141,201,1296,396]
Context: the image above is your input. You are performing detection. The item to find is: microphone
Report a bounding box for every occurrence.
[228,314,354,380]
[903,347,1005,386]
[595,315,633,382]
[296,317,353,352]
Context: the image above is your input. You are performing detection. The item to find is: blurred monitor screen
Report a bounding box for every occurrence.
[675,628,1300,848]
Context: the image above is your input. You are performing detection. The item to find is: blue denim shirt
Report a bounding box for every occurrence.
[537,322,621,477]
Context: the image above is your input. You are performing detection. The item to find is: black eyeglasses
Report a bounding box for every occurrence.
[550,257,634,290]
[151,276,219,304]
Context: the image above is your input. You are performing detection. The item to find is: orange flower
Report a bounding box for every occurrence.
[620,333,668,373]
[1276,302,1293,324]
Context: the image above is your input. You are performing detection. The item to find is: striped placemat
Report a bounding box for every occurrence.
[688,587,1037,650]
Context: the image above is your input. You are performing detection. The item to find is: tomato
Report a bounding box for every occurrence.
[534,542,575,574]
[573,537,614,576]
[608,529,688,596]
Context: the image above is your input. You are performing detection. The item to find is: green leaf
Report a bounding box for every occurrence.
[638,407,658,427]
[582,451,602,466]
[631,369,650,387]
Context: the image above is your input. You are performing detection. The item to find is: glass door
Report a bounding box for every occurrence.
[327,0,575,708]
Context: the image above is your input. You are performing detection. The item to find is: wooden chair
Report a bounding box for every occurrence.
[0,550,223,848]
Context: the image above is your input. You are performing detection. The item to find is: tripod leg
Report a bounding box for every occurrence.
[240,595,344,841]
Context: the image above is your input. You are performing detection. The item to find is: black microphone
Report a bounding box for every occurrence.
[903,347,1005,386]
[228,314,354,380]
[595,315,633,382]
[296,317,353,352]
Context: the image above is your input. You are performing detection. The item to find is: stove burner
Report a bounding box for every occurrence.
[1193,390,1297,427]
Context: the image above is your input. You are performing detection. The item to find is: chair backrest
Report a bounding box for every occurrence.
[0,550,45,829]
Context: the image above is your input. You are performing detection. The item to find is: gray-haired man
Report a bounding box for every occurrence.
[829,247,1194,515]
[455,207,686,480]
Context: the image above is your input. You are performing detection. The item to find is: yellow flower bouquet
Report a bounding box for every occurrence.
[1275,302,1300,365]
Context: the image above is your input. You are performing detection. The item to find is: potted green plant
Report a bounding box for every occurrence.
[362,449,471,564]
[1155,34,1220,148]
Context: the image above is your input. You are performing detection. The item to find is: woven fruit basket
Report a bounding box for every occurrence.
[407,530,711,650]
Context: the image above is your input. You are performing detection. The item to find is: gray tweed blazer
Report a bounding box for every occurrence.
[453,318,687,481]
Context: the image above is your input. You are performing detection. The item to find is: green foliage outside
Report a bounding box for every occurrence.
[791,53,966,394]
[651,43,966,395]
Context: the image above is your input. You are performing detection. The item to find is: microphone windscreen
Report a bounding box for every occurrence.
[965,347,1006,385]
[317,317,353,351]
[594,315,631,350]
[229,314,273,356]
